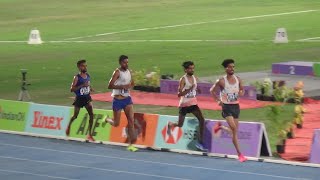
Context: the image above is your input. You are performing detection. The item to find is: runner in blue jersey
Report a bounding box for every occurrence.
[66,59,95,142]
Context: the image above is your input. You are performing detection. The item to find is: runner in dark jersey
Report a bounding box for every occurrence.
[66,59,95,142]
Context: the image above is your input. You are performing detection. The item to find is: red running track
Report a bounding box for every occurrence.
[91,91,275,110]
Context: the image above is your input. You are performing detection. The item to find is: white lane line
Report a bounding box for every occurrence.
[0,169,78,180]
[1,39,320,44]
[0,41,27,43]
[300,40,320,42]
[0,156,190,180]
[49,39,260,43]
[296,37,320,41]
[0,142,311,180]
[63,10,318,40]
[0,39,261,43]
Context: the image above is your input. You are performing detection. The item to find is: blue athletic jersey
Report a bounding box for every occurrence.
[74,73,91,97]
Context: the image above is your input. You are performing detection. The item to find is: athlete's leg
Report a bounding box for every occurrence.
[169,106,187,130]
[85,102,94,136]
[191,107,205,144]
[105,98,122,126]
[171,114,186,127]
[225,116,241,155]
[124,104,138,152]
[234,117,247,162]
[105,109,122,127]
[124,104,135,144]
[191,106,208,151]
[110,110,121,127]
[66,106,80,136]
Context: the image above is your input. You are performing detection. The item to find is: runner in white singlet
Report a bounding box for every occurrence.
[210,59,247,162]
[168,61,207,151]
[104,55,138,152]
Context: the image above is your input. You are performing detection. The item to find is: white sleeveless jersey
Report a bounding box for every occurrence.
[220,75,240,104]
[179,75,198,107]
[111,69,131,97]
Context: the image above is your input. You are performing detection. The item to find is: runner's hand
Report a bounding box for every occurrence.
[239,90,245,96]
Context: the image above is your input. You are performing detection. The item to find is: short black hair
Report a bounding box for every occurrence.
[221,59,235,68]
[77,59,86,66]
[182,61,194,69]
[119,55,128,63]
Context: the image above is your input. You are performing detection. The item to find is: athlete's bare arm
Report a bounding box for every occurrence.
[70,76,87,92]
[90,86,95,93]
[237,76,245,96]
[129,69,135,88]
[210,78,224,105]
[177,77,194,97]
[195,76,201,94]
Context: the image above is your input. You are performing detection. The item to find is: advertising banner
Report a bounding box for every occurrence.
[203,120,271,157]
[0,100,30,132]
[310,129,320,164]
[68,109,112,141]
[154,115,201,151]
[109,112,158,147]
[25,103,71,137]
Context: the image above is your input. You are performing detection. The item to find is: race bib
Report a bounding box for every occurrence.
[80,86,90,95]
[120,89,129,95]
[185,90,196,98]
[226,93,238,102]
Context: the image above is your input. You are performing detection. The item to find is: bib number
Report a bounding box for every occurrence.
[185,90,196,98]
[120,89,129,94]
[227,93,238,102]
[80,86,90,95]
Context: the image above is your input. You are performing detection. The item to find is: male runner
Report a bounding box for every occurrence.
[210,59,247,162]
[104,55,138,152]
[168,61,206,151]
[66,59,95,142]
